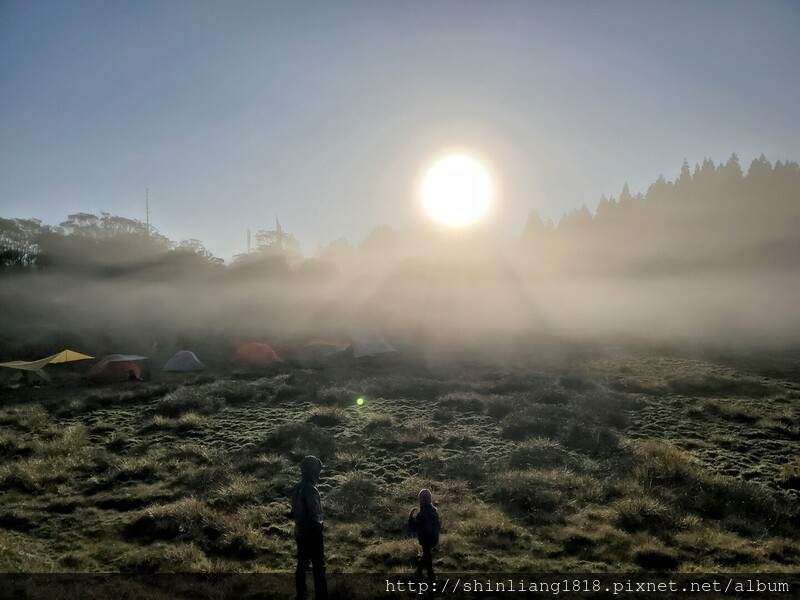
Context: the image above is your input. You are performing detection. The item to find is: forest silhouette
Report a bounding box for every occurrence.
[1,154,798,360]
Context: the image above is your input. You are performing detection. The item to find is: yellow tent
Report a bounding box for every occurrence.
[0,349,94,382]
[48,350,94,364]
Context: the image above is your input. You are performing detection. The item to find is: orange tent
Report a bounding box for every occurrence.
[231,342,283,366]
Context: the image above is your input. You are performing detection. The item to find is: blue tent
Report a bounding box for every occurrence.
[163,350,205,372]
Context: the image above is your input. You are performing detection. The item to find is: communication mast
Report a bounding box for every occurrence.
[145,187,150,235]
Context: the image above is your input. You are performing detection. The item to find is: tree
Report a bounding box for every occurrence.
[676,159,692,189]
[317,237,354,263]
[645,175,671,203]
[174,238,224,265]
[720,153,743,179]
[0,218,47,268]
[558,204,593,231]
[747,154,772,179]
[522,210,551,238]
[619,183,633,205]
[594,195,617,221]
[59,213,100,237]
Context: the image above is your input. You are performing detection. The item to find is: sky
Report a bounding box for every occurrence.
[2,0,799,260]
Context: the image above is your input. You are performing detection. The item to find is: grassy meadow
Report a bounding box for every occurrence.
[0,348,798,575]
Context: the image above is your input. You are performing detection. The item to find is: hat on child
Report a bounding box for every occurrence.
[419,489,433,506]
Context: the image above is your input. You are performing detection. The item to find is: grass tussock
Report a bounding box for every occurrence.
[501,409,560,440]
[363,413,395,431]
[92,455,159,488]
[374,418,438,450]
[208,381,254,405]
[264,372,319,403]
[327,471,382,521]
[509,438,573,470]
[0,529,56,572]
[0,430,31,460]
[155,388,224,417]
[115,541,212,573]
[178,462,236,496]
[364,376,445,400]
[456,505,525,547]
[668,375,774,398]
[316,385,360,408]
[0,423,97,492]
[123,497,217,543]
[212,474,260,508]
[484,395,520,419]
[306,406,348,427]
[562,422,620,455]
[0,405,51,431]
[52,384,177,416]
[238,453,291,479]
[634,439,785,534]
[442,453,488,484]
[558,374,595,392]
[492,468,603,524]
[437,391,486,412]
[532,387,571,405]
[152,412,207,431]
[260,422,337,460]
[613,495,678,533]
[418,448,445,478]
[778,459,800,491]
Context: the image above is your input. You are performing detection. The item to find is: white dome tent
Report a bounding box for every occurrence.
[163,350,205,372]
[349,331,396,359]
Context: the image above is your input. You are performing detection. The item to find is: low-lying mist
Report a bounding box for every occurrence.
[2,252,798,366]
[2,154,798,363]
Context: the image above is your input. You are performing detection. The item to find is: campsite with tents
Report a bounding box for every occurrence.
[0,178,799,579]
[2,2,800,590]
[0,160,799,584]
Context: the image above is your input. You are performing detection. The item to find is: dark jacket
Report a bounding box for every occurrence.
[291,476,323,540]
[408,504,440,548]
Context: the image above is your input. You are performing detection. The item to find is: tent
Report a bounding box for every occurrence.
[0,349,94,382]
[231,342,283,366]
[349,332,396,358]
[299,336,352,359]
[49,350,95,364]
[1,369,50,388]
[163,350,205,372]
[88,355,150,382]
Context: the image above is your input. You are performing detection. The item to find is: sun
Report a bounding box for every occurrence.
[421,153,493,227]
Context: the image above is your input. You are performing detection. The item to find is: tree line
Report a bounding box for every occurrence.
[2,154,798,277]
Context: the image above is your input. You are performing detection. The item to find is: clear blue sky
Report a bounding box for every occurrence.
[2,0,799,259]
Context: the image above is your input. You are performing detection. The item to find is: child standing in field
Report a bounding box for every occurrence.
[407,488,441,582]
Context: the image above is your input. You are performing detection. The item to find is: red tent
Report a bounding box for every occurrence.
[231,342,283,366]
[88,355,150,382]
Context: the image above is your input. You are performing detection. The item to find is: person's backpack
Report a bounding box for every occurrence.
[416,507,440,547]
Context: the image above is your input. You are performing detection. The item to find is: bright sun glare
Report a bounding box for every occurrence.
[421,154,493,227]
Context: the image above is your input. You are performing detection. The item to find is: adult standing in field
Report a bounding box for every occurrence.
[291,455,328,600]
